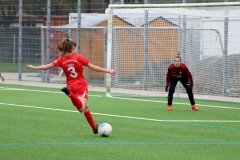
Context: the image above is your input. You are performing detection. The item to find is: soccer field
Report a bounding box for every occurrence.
[0,83,240,160]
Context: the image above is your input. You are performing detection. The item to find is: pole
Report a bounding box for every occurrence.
[104,28,107,86]
[46,0,51,83]
[143,10,149,90]
[41,28,45,82]
[13,34,15,64]
[223,0,229,96]
[77,0,81,53]
[18,0,22,81]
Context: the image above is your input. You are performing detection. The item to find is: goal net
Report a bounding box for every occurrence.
[106,2,240,98]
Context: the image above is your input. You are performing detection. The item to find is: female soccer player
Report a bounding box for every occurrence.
[27,38,116,134]
[165,55,199,111]
[0,73,4,81]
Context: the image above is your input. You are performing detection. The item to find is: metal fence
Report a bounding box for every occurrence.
[1,0,240,93]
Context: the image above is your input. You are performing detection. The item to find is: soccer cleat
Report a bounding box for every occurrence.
[191,105,199,111]
[61,87,70,96]
[93,124,98,134]
[167,105,172,111]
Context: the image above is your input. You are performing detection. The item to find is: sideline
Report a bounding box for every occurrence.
[1,79,240,103]
[1,86,240,110]
[0,102,240,122]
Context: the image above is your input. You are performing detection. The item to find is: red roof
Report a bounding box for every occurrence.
[0,11,40,20]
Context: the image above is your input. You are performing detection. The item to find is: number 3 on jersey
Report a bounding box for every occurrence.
[68,66,78,78]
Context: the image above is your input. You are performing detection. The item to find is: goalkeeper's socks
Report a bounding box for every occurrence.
[84,110,98,130]
[69,92,83,110]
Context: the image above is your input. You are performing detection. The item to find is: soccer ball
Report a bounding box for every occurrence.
[98,123,112,137]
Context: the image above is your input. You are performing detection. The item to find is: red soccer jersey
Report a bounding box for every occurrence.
[166,62,193,86]
[52,53,89,87]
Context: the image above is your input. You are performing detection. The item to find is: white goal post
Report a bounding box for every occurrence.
[106,2,240,98]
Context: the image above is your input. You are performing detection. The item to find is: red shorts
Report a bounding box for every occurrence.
[69,84,88,99]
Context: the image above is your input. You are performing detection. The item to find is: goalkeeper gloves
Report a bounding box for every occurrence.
[165,84,169,92]
[191,84,194,89]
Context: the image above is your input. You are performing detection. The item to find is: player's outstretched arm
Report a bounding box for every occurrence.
[27,63,54,70]
[87,63,116,75]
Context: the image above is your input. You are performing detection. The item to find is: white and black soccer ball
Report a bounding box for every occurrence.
[98,123,112,137]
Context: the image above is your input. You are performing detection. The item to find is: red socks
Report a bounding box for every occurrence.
[69,92,82,110]
[84,110,97,130]
[68,92,97,130]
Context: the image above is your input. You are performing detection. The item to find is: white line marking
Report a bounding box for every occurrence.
[1,87,240,109]
[0,102,239,123]
[0,87,102,97]
[109,96,240,110]
[0,102,78,112]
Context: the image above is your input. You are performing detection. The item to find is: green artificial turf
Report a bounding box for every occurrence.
[0,84,239,160]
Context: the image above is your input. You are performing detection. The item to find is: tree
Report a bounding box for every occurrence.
[0,0,18,34]
[51,0,78,15]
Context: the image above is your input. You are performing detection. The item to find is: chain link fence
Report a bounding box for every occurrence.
[1,0,240,93]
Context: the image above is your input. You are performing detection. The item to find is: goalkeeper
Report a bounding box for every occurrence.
[165,55,199,111]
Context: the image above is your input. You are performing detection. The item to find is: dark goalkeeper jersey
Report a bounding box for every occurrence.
[166,62,194,86]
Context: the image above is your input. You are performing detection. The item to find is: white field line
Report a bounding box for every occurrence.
[0,87,102,97]
[0,102,240,123]
[109,96,240,110]
[0,87,240,109]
